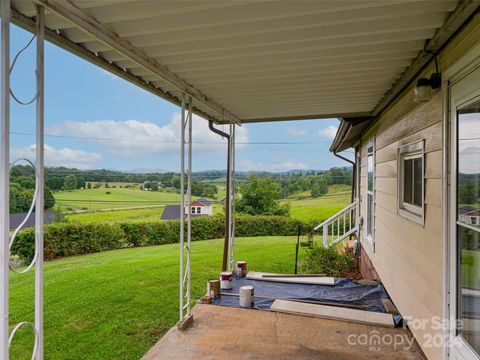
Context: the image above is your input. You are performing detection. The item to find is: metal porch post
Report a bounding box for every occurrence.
[222,113,231,272]
[186,96,192,316]
[179,94,193,328]
[35,5,45,359]
[0,1,10,358]
[228,123,236,271]
[179,94,185,323]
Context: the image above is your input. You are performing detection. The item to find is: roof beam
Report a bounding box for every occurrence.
[241,112,370,124]
[372,0,480,116]
[10,8,224,125]
[33,0,241,125]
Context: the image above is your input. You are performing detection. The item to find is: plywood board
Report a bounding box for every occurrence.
[271,299,395,328]
[246,272,334,286]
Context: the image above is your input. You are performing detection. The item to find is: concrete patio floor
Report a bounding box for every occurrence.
[142,304,425,360]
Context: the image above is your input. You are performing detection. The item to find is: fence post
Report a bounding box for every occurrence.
[322,224,328,248]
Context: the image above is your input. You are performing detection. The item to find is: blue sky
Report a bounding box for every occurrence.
[10,24,350,172]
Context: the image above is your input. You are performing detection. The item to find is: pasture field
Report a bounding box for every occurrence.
[54,187,187,211]
[65,207,165,223]
[282,184,351,222]
[56,183,351,224]
[10,236,302,359]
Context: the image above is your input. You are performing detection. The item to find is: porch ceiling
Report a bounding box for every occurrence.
[10,0,476,124]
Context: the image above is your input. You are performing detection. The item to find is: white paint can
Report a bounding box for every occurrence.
[239,285,254,308]
[220,271,233,290]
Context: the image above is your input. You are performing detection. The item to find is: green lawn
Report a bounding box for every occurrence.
[10,236,302,359]
[282,184,352,223]
[55,188,191,211]
[65,207,166,223]
[462,249,480,289]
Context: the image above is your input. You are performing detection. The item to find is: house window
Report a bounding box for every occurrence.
[365,139,375,246]
[191,207,196,214]
[397,140,424,225]
[196,207,201,214]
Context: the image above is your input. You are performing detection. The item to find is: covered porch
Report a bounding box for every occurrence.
[143,304,424,360]
[2,1,480,359]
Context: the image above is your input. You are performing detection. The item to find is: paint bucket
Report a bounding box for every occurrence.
[220,271,233,290]
[236,261,247,277]
[207,279,220,298]
[239,285,254,308]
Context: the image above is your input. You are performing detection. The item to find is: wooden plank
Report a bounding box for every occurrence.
[261,274,326,278]
[246,272,334,286]
[271,299,395,328]
[381,298,399,315]
[220,293,368,309]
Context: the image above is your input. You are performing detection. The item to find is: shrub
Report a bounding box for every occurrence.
[300,245,355,277]
[11,215,320,264]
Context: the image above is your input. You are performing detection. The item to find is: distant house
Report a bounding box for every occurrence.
[9,211,60,231]
[140,180,162,191]
[190,198,213,216]
[460,209,480,226]
[161,199,213,220]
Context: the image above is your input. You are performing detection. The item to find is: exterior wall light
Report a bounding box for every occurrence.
[414,56,441,103]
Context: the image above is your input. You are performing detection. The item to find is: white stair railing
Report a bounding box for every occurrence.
[314,201,358,248]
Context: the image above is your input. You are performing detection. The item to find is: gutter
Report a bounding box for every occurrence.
[332,151,355,204]
[208,121,231,272]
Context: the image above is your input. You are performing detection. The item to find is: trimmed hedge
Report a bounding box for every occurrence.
[11,215,319,263]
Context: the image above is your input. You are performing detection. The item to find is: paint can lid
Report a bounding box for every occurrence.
[240,285,254,291]
[220,271,233,276]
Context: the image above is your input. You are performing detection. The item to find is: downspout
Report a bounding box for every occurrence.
[333,151,356,203]
[208,121,230,272]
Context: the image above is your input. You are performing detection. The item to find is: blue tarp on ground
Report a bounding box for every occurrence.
[208,276,402,326]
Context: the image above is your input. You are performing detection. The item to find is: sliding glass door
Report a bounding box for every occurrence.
[450,67,480,360]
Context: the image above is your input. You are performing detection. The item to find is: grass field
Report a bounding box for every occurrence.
[282,184,351,222]
[66,207,166,223]
[10,236,302,359]
[55,188,189,211]
[56,183,351,224]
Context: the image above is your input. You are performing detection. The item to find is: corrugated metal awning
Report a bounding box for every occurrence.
[10,0,478,125]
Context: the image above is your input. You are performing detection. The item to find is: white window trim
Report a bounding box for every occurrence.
[397,139,425,226]
[365,138,375,250]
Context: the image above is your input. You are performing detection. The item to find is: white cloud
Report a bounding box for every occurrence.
[47,114,249,158]
[238,159,308,172]
[319,125,338,140]
[11,144,102,170]
[287,127,307,137]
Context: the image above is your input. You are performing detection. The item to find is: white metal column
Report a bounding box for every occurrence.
[179,94,185,322]
[228,122,236,272]
[0,0,11,358]
[2,3,45,358]
[35,5,45,359]
[179,93,192,325]
[186,96,192,316]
